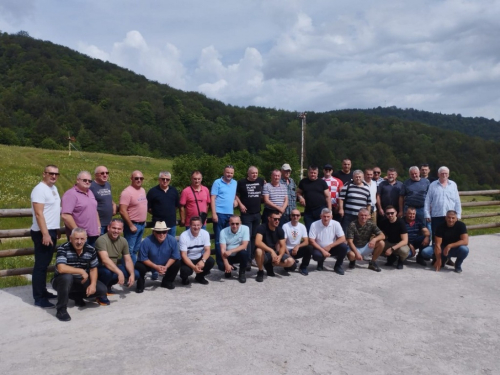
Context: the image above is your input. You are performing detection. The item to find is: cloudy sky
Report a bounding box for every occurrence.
[1,0,499,119]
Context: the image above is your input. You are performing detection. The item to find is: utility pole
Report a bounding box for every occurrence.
[297,112,307,180]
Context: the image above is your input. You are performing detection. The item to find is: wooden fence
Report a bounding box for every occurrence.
[1,190,500,277]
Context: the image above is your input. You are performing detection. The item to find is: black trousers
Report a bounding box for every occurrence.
[290,245,313,268]
[312,243,349,268]
[180,256,215,280]
[135,260,180,287]
[52,273,107,310]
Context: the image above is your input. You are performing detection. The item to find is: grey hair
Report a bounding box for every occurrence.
[321,208,332,215]
[158,171,171,178]
[409,166,419,173]
[77,171,91,179]
[70,227,87,237]
[438,166,449,174]
[353,169,364,176]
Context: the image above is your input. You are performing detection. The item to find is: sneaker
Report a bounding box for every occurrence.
[299,267,309,276]
[416,256,427,266]
[454,266,463,274]
[96,296,110,306]
[264,264,276,277]
[397,259,404,270]
[447,259,456,267]
[224,272,232,279]
[106,287,116,296]
[238,272,246,284]
[35,299,55,309]
[181,278,190,285]
[43,291,57,299]
[368,261,381,272]
[161,281,176,289]
[56,308,71,322]
[333,266,345,275]
[194,276,209,285]
[74,298,86,307]
[317,261,324,271]
[151,271,159,281]
[256,270,264,282]
[348,260,356,269]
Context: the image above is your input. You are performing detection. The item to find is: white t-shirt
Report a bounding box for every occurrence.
[31,182,61,231]
[282,222,308,250]
[179,229,211,260]
[308,219,344,248]
[365,180,378,212]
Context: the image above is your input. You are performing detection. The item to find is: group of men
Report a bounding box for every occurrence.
[30,160,469,322]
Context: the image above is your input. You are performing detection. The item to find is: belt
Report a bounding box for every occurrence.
[132,221,145,225]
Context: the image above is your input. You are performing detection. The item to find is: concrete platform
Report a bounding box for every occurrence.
[1,234,499,375]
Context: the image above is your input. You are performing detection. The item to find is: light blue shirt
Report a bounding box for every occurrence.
[424,179,461,219]
[219,224,250,253]
[211,177,237,214]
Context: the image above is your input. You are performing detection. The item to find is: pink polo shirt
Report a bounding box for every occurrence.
[119,186,147,222]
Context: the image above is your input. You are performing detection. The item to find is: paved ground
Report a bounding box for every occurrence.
[1,234,499,375]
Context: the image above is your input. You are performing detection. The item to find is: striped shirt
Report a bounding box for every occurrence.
[323,177,343,208]
[179,229,211,260]
[424,179,461,219]
[263,182,287,209]
[55,242,98,276]
[339,182,372,216]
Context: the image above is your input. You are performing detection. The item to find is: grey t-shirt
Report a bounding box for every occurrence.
[90,181,113,226]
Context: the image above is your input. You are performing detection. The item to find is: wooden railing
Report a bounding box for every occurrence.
[1,189,500,277]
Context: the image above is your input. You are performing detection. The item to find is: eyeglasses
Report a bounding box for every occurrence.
[45,172,60,176]
[230,223,240,226]
[386,212,396,216]
[160,178,171,181]
[80,179,92,183]
[291,214,301,217]
[99,171,109,175]
[134,177,144,181]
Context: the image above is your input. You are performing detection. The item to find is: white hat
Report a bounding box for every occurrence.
[281,163,292,171]
[152,221,170,232]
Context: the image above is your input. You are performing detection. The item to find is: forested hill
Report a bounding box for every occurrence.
[1,32,500,189]
[335,106,500,142]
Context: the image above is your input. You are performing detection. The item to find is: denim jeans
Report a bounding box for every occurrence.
[31,229,58,303]
[97,264,139,288]
[123,222,146,264]
[241,212,261,260]
[420,245,469,268]
[214,213,231,270]
[52,273,107,309]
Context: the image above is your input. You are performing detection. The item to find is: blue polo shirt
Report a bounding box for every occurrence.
[211,177,237,214]
[138,234,180,264]
[219,225,250,252]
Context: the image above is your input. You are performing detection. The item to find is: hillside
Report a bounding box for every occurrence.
[1,32,500,189]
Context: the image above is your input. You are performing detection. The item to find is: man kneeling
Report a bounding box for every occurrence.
[179,216,215,285]
[220,215,249,283]
[51,228,107,322]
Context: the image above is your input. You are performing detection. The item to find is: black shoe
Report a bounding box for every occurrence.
[35,299,55,309]
[224,272,232,279]
[74,298,86,307]
[256,270,264,282]
[56,308,71,322]
[161,281,176,289]
[246,264,251,272]
[231,265,238,271]
[416,256,427,266]
[368,261,381,272]
[181,278,190,285]
[136,277,145,293]
[136,288,144,293]
[397,258,404,270]
[349,260,356,269]
[238,272,246,284]
[333,266,345,275]
[385,254,396,267]
[43,291,57,299]
[195,276,209,285]
[454,266,463,273]
[317,261,324,271]
[264,263,276,277]
[446,259,455,267]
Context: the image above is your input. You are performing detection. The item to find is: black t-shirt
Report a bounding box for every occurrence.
[379,218,408,243]
[237,177,264,214]
[435,221,467,248]
[333,170,353,185]
[256,223,284,248]
[298,178,328,212]
[146,185,180,227]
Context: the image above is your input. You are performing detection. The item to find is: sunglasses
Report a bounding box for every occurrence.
[386,212,396,216]
[154,231,167,235]
[230,223,240,226]
[80,179,92,183]
[134,177,144,181]
[45,172,60,176]
[160,178,171,181]
[99,171,109,175]
[271,218,281,222]
[291,214,301,217]
[373,171,381,174]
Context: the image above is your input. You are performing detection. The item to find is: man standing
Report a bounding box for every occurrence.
[95,219,137,305]
[323,164,343,216]
[262,169,288,226]
[180,170,211,229]
[211,165,237,271]
[90,165,116,235]
[236,166,264,266]
[51,228,107,321]
[254,211,296,282]
[363,168,378,224]
[377,168,403,219]
[119,170,148,264]
[280,163,297,224]
[297,165,331,231]
[398,166,430,227]
[147,171,180,237]
[179,216,215,285]
[309,208,349,275]
[31,165,61,309]
[424,166,462,240]
[420,163,437,183]
[378,205,410,269]
[219,215,249,283]
[135,221,181,292]
[333,158,353,185]
[346,208,385,272]
[61,171,100,246]
[282,209,312,275]
[403,207,431,267]
[338,170,371,233]
[423,210,469,273]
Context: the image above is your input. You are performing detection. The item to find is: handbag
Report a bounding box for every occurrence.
[190,186,208,224]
